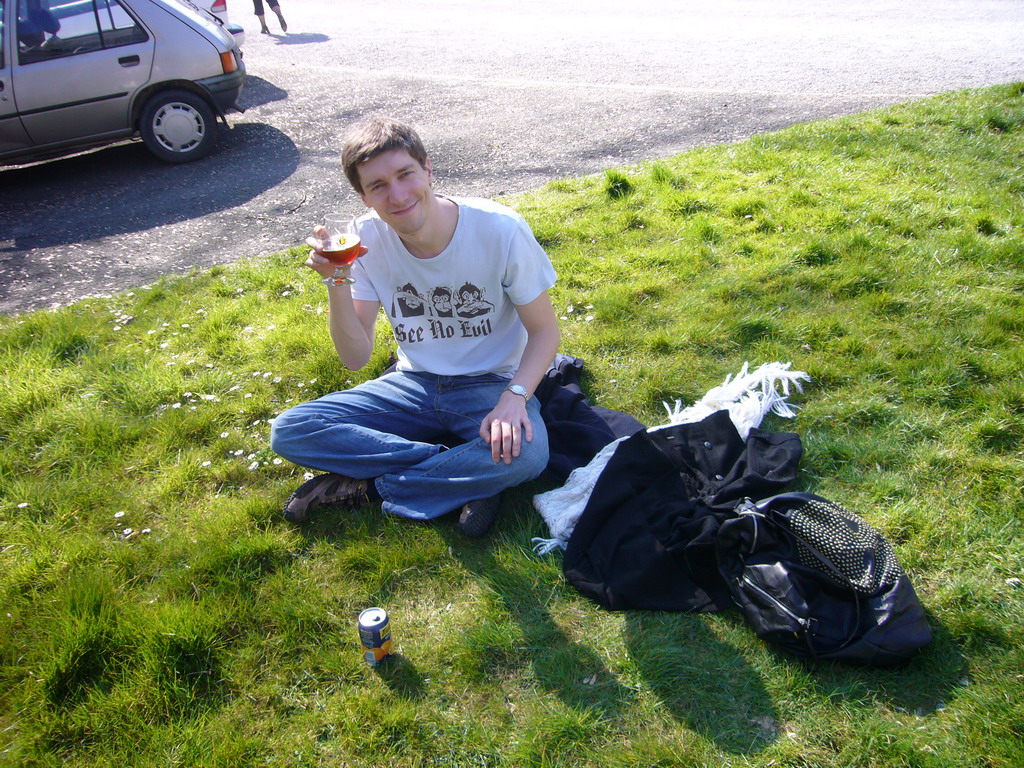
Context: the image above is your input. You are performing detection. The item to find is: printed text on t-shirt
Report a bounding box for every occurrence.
[389,281,495,344]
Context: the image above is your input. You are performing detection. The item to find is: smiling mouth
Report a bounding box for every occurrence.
[390,201,417,216]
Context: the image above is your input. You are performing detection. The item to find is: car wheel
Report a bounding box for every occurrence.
[139,89,218,163]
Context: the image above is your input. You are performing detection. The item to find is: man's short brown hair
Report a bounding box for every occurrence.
[341,116,429,194]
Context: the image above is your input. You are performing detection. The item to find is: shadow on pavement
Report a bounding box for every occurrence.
[272,32,330,45]
[239,74,289,109]
[0,122,298,253]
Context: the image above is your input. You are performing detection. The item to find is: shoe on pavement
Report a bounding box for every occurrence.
[283,473,379,522]
[457,495,503,538]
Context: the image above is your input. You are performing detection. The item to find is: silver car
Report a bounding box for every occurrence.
[0,0,246,164]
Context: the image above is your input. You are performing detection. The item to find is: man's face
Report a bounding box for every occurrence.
[357,149,434,238]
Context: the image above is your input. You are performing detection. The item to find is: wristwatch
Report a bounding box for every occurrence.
[505,383,530,402]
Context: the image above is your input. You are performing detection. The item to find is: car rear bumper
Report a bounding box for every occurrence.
[197,58,246,114]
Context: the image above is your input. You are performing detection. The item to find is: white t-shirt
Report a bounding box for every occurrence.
[349,196,557,376]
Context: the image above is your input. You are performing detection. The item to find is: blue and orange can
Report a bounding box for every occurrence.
[358,607,393,667]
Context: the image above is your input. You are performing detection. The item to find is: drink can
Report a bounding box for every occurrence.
[358,607,393,667]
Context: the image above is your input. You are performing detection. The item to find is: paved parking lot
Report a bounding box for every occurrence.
[1,0,1021,314]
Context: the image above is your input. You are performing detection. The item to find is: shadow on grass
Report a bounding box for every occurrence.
[374,653,427,700]
[623,611,780,753]
[620,606,965,750]
[436,521,775,754]
[283,492,963,752]
[794,611,967,716]
[437,524,635,721]
[294,499,780,753]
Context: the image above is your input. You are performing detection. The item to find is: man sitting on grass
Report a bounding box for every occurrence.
[271,116,560,538]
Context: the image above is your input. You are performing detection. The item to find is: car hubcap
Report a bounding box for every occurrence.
[153,103,205,152]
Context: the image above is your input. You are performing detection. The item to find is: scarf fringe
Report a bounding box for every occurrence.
[657,360,809,440]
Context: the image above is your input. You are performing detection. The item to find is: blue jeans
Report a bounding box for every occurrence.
[270,371,549,519]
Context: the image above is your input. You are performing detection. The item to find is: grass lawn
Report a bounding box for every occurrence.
[1,83,1022,767]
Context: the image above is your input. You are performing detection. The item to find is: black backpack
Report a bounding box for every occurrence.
[716,492,932,666]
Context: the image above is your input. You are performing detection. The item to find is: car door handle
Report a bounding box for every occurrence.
[118,55,141,67]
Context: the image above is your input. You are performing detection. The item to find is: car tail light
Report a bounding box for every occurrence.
[220,51,238,73]
[211,0,227,13]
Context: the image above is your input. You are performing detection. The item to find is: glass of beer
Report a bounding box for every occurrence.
[321,215,363,286]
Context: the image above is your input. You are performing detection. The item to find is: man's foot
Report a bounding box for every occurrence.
[283,473,380,522]
[457,495,502,538]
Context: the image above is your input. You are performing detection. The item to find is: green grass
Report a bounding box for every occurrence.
[2,83,1023,767]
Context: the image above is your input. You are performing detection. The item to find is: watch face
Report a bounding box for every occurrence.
[508,384,528,396]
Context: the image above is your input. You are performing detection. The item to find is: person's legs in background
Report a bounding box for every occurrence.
[270,3,287,32]
[251,0,269,33]
[252,0,285,33]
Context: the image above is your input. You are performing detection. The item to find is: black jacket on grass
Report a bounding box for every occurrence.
[562,409,803,612]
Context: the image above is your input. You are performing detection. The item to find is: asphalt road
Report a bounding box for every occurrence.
[1,0,1021,315]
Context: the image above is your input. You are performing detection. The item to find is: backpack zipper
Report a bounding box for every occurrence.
[740,574,811,630]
